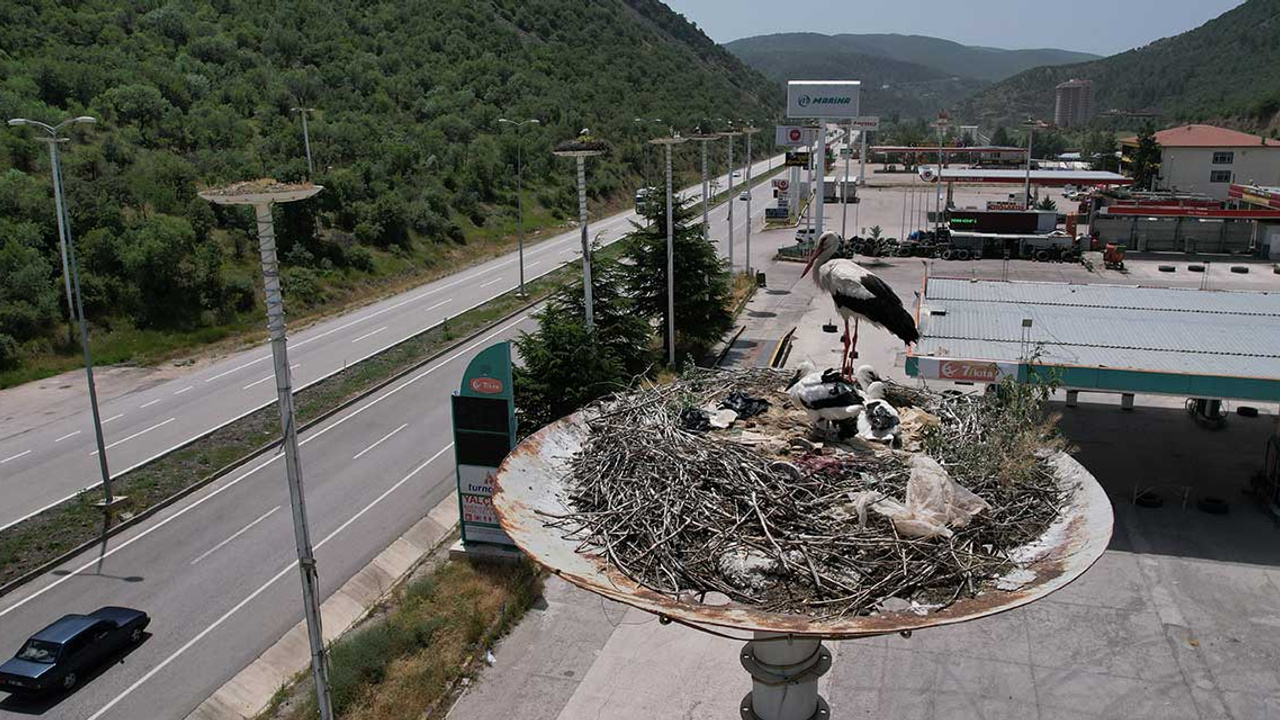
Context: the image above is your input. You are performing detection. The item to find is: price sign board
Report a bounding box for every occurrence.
[451,341,517,548]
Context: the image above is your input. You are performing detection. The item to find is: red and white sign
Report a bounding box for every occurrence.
[469,377,504,394]
[775,125,816,148]
[850,116,880,131]
[939,360,1002,383]
[772,179,791,192]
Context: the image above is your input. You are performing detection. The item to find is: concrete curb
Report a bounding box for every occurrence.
[186,492,462,720]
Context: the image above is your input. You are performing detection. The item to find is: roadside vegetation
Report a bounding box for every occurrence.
[0,0,780,385]
[267,554,541,720]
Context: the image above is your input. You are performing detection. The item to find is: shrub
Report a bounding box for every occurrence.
[0,333,21,371]
[281,267,326,307]
[346,244,375,272]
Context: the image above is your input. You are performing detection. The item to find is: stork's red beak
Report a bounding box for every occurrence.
[801,250,817,278]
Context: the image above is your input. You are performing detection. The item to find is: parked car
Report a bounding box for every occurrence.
[0,607,149,695]
[795,227,819,244]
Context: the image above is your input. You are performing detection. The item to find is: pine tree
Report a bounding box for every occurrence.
[512,256,652,434]
[621,191,732,364]
[1130,125,1162,191]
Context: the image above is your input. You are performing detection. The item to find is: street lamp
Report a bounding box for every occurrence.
[1022,118,1045,209]
[553,132,609,329]
[199,180,333,720]
[649,132,687,366]
[290,107,316,178]
[498,118,540,298]
[689,127,720,241]
[719,124,743,273]
[7,115,118,511]
[741,124,761,276]
[933,112,950,237]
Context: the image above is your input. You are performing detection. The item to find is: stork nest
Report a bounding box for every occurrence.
[540,368,1066,619]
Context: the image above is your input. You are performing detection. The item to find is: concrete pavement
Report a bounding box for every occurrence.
[0,154,784,532]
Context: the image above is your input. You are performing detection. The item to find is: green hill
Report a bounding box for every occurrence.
[0,0,780,382]
[957,0,1280,129]
[727,33,1097,83]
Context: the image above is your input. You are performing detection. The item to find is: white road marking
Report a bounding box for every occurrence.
[139,399,161,409]
[174,386,194,395]
[90,418,176,456]
[54,430,81,443]
[203,355,270,384]
[350,326,387,344]
[352,423,408,460]
[189,506,280,565]
[425,299,452,312]
[242,364,299,390]
[1,450,32,464]
[102,414,124,424]
[479,277,503,288]
[84,444,454,720]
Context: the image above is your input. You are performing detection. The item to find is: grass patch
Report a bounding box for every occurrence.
[268,558,541,720]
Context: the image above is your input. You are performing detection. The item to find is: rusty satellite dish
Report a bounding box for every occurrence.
[491,411,1113,639]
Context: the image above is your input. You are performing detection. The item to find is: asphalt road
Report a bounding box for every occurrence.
[0,154,784,532]
[0,166,790,720]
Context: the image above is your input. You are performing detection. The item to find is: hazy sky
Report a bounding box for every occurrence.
[664,0,1246,56]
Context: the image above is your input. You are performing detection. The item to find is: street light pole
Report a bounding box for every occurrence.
[499,118,540,298]
[933,112,949,238]
[651,133,687,366]
[690,129,718,241]
[291,107,315,178]
[1022,118,1040,209]
[200,181,332,720]
[720,125,742,273]
[841,122,852,240]
[7,116,115,509]
[554,134,608,329]
[742,125,760,276]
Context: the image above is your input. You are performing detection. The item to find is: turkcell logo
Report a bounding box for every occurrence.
[798,95,852,108]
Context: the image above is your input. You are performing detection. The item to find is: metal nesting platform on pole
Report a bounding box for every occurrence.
[908,277,1280,402]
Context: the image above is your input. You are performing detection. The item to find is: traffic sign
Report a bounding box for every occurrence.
[774,125,817,148]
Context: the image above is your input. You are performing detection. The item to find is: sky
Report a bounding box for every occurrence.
[663,0,1247,56]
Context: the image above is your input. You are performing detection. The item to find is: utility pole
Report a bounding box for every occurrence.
[499,118,540,298]
[7,116,117,512]
[651,133,686,366]
[199,181,332,720]
[554,133,607,329]
[1023,118,1042,209]
[690,128,719,241]
[841,121,852,239]
[742,125,760,275]
[720,125,743,272]
[934,112,949,237]
[291,107,315,178]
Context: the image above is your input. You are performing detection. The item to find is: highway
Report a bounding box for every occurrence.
[0,167,792,720]
[0,154,784,532]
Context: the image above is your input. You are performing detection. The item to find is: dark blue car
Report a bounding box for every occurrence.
[0,607,149,695]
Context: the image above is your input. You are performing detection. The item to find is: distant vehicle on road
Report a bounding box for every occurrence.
[795,227,819,244]
[739,191,750,201]
[0,607,149,695]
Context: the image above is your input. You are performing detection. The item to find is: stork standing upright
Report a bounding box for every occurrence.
[801,232,920,377]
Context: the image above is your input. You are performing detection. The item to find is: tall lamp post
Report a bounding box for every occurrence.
[933,112,949,237]
[633,117,663,191]
[290,107,316,178]
[553,133,609,329]
[650,133,687,366]
[720,124,742,273]
[742,124,760,276]
[199,180,332,720]
[7,116,117,510]
[1022,118,1044,209]
[499,118,540,298]
[689,127,719,241]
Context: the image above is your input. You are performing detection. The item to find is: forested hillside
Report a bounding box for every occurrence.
[957,0,1280,129]
[0,0,780,382]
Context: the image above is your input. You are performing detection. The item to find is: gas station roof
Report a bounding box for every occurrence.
[907,278,1280,401]
[922,168,1134,187]
[1230,183,1280,210]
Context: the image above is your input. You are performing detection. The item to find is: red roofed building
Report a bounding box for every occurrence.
[1121,124,1280,200]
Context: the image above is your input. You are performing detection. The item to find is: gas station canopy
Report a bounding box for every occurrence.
[919,168,1134,187]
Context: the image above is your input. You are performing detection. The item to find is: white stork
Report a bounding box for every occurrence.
[801,232,920,377]
[856,381,901,443]
[786,361,863,435]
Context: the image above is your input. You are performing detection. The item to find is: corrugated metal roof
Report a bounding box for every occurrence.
[916,278,1280,380]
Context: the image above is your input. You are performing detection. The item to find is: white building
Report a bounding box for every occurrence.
[1123,124,1280,200]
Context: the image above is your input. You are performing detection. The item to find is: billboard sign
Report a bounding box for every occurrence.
[914,357,1021,383]
[451,341,517,548]
[774,125,817,147]
[787,81,861,119]
[850,116,880,131]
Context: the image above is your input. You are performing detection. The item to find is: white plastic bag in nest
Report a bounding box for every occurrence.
[872,455,991,539]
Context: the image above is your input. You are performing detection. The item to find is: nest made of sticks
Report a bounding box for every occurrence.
[540,368,1066,619]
